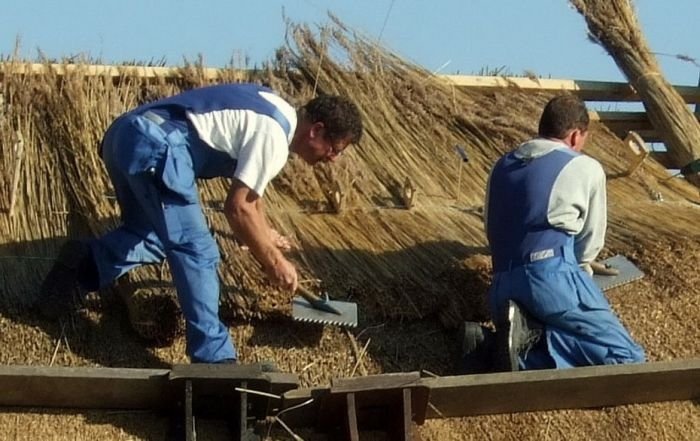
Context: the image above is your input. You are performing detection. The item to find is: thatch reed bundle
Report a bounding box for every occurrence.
[1,18,699,345]
[570,0,700,187]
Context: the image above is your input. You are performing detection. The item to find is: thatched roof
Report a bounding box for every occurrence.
[1,17,699,339]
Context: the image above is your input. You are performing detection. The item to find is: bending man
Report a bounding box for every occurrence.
[39,83,363,364]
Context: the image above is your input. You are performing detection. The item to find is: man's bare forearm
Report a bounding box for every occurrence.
[225,198,281,270]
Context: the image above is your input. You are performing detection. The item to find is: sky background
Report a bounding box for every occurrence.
[0,0,698,85]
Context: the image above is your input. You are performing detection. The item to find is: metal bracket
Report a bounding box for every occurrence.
[168,363,297,441]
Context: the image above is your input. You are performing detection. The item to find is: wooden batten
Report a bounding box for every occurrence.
[441,75,700,104]
[2,63,699,105]
[423,358,700,418]
[0,366,170,410]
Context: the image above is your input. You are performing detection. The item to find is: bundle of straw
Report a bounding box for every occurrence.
[570,0,700,187]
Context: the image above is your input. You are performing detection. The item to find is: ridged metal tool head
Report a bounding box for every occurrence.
[292,296,358,328]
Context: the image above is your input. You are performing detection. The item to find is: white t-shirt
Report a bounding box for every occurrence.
[186,91,297,196]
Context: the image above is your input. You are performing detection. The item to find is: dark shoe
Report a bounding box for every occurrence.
[214,358,237,364]
[456,321,494,374]
[38,240,90,319]
[495,300,543,372]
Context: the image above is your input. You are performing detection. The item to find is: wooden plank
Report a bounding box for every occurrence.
[185,380,194,441]
[442,75,700,104]
[6,360,695,429]
[0,365,169,409]
[331,372,421,393]
[392,388,412,441]
[590,111,700,143]
[607,128,663,143]
[649,152,678,169]
[421,358,700,418]
[590,111,656,129]
[0,62,225,79]
[344,393,360,441]
[2,63,700,104]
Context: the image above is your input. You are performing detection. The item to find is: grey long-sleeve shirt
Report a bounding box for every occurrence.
[484,138,607,266]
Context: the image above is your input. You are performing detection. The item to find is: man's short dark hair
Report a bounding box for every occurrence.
[300,95,363,144]
[538,94,589,139]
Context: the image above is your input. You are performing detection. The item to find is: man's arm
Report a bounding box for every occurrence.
[255,198,292,251]
[547,156,606,265]
[224,179,298,291]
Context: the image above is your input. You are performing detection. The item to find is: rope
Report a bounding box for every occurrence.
[377,0,397,43]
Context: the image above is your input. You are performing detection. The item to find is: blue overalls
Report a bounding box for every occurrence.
[90,84,292,363]
[487,149,645,369]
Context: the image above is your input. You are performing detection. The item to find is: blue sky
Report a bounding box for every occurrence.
[1,0,698,85]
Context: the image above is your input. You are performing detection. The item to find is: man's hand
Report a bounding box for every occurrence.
[225,180,296,288]
[238,229,292,252]
[590,261,620,276]
[265,256,298,292]
[270,229,292,251]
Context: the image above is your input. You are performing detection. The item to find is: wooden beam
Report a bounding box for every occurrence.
[422,358,700,418]
[0,62,234,80]
[589,111,700,143]
[649,152,677,169]
[0,365,169,410]
[0,364,297,412]
[442,75,700,104]
[2,63,700,104]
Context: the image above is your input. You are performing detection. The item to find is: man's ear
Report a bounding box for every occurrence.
[569,129,585,152]
[309,121,325,139]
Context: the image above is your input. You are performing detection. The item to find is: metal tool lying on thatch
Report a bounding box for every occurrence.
[292,286,358,328]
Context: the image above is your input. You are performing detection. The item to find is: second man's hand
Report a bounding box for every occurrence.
[590,261,620,276]
[270,228,293,251]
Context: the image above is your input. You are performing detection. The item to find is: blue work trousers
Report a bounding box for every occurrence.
[91,113,236,363]
[489,247,645,369]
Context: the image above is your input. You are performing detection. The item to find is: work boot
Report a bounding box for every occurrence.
[494,300,543,372]
[456,321,494,374]
[38,240,92,319]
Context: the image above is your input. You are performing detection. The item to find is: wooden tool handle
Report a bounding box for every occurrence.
[297,285,322,303]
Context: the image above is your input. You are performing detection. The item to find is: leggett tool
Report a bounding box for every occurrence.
[292,286,358,328]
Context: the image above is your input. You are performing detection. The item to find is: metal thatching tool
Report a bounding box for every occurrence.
[592,254,645,291]
[292,286,358,328]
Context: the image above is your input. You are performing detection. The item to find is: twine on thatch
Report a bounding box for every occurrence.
[570,0,700,187]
